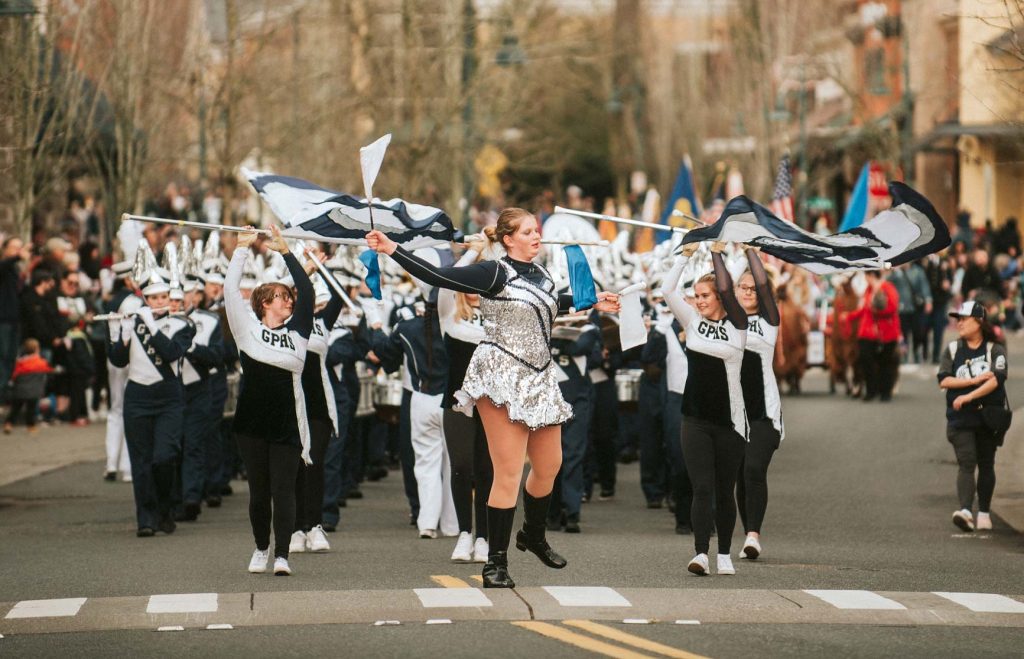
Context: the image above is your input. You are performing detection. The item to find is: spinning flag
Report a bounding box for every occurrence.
[563,245,598,311]
[657,156,702,244]
[679,182,950,274]
[358,250,383,300]
[243,169,460,250]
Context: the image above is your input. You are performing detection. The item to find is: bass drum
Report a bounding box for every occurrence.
[614,368,643,411]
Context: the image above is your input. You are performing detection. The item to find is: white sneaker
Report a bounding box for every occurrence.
[289,530,308,553]
[952,509,975,532]
[248,549,269,574]
[273,557,291,576]
[741,535,762,560]
[717,553,736,575]
[450,532,473,562]
[687,553,709,576]
[307,525,330,552]
[419,528,438,539]
[121,473,133,483]
[472,537,489,563]
[976,512,993,531]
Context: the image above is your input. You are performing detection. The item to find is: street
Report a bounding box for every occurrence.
[2,349,1024,658]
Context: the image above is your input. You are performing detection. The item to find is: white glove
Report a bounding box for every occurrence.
[119,317,134,343]
[107,319,122,341]
[362,301,383,329]
[137,306,157,332]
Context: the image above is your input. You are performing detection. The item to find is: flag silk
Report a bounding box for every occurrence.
[563,245,598,311]
[658,156,703,243]
[358,250,383,300]
[839,163,870,232]
[243,168,460,250]
[680,182,951,274]
[769,154,795,223]
[360,133,392,199]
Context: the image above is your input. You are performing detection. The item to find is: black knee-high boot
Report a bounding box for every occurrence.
[482,505,516,588]
[516,490,567,569]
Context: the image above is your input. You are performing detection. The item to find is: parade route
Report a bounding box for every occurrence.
[3,355,1024,657]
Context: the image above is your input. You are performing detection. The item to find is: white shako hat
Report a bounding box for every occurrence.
[142,269,170,297]
[169,287,185,301]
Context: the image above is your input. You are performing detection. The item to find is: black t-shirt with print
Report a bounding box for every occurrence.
[937,339,1008,429]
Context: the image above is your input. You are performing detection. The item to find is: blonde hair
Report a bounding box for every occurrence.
[483,207,533,250]
[695,273,718,297]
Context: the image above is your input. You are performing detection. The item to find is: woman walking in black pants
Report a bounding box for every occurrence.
[225,226,314,576]
[938,301,1009,533]
[366,209,619,588]
[438,243,494,563]
[733,248,782,561]
[663,242,748,576]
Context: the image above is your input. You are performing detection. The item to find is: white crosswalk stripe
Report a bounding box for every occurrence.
[5,598,88,619]
[933,592,1024,613]
[543,586,632,607]
[804,590,906,610]
[413,588,492,608]
[146,593,218,614]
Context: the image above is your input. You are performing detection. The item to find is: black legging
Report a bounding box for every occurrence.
[236,432,301,558]
[680,416,745,555]
[858,339,898,398]
[947,426,999,513]
[443,408,492,539]
[736,418,780,534]
[294,418,333,532]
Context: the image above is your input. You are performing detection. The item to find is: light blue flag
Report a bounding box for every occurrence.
[358,250,382,300]
[563,245,597,310]
[839,164,870,232]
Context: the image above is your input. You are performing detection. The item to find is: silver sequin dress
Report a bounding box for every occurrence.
[453,260,574,430]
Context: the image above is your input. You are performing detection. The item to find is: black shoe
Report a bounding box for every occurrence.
[104,471,117,482]
[205,495,222,508]
[322,523,337,532]
[675,523,692,535]
[338,498,348,508]
[546,517,564,532]
[564,517,581,533]
[598,490,615,501]
[618,449,638,464]
[136,527,155,538]
[863,394,877,402]
[158,517,176,535]
[646,500,663,510]
[879,393,892,402]
[515,529,567,567]
[482,551,515,588]
[517,491,568,569]
[347,488,364,500]
[220,484,234,496]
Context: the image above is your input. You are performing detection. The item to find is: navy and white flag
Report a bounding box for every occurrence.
[243,169,461,250]
[679,182,950,274]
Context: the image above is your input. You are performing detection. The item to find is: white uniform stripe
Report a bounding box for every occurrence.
[147,593,218,613]
[5,598,87,619]
[543,586,632,607]
[804,590,906,610]
[933,592,1024,613]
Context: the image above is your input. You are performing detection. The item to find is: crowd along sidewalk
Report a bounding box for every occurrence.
[0,420,105,488]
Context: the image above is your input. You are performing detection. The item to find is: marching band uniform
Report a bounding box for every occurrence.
[108,279,196,537]
[652,312,693,533]
[103,267,141,481]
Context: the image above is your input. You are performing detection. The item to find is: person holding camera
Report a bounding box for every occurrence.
[851,270,900,402]
[937,301,1010,533]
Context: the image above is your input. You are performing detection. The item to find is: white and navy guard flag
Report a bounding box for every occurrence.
[679,182,951,274]
[243,169,461,250]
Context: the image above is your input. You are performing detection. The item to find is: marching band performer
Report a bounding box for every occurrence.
[291,263,344,555]
[102,261,141,483]
[366,208,620,588]
[225,226,314,576]
[735,248,783,560]
[663,242,748,577]
[107,271,196,537]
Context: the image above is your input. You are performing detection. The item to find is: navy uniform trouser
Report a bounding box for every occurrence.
[638,378,667,503]
[397,389,419,518]
[664,391,692,526]
[550,394,592,521]
[322,398,351,528]
[586,379,618,496]
[179,380,212,506]
[204,374,228,497]
[123,381,184,530]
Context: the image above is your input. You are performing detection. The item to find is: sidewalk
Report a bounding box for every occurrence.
[0,420,105,488]
[994,418,1024,533]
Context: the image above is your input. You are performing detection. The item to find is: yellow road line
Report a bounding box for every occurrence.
[430,575,472,588]
[564,620,709,659]
[469,575,483,584]
[511,621,655,659]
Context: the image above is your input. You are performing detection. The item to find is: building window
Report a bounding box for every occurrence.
[866,47,888,95]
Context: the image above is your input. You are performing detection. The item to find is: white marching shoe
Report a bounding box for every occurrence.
[717,554,736,575]
[451,532,474,562]
[472,537,489,563]
[976,512,993,531]
[273,557,292,576]
[952,509,975,532]
[307,525,331,552]
[687,553,710,576]
[289,530,308,553]
[741,535,762,560]
[248,549,269,574]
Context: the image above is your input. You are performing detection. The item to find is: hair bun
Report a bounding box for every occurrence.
[482,225,499,243]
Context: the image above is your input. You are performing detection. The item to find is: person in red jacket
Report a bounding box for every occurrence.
[850,271,901,401]
[5,338,55,433]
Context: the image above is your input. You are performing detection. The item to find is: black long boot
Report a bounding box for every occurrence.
[482,506,516,588]
[516,490,567,569]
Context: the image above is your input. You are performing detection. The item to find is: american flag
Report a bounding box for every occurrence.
[770,153,795,222]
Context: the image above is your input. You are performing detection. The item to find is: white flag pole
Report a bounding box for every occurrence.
[554,206,688,234]
[360,134,392,232]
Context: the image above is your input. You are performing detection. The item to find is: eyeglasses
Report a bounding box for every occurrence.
[737,284,757,293]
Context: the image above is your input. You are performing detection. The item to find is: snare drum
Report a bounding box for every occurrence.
[614,369,643,409]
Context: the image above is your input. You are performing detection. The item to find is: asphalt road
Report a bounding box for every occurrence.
[2,352,1023,657]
